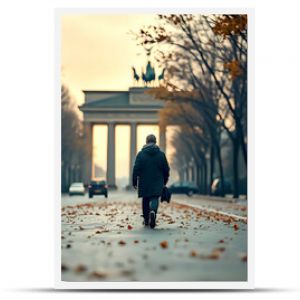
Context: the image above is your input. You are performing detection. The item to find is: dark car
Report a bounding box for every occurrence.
[168,181,199,197]
[211,178,232,196]
[88,178,108,198]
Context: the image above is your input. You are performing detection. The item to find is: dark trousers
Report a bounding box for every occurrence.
[142,196,159,220]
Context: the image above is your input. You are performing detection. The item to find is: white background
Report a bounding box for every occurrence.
[0,0,300,299]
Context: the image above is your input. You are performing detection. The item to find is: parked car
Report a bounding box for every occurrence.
[211,178,232,196]
[69,182,85,196]
[168,181,199,197]
[88,178,108,198]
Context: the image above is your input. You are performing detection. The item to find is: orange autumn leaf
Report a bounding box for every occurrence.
[89,271,107,279]
[207,252,220,260]
[160,240,168,249]
[212,15,247,38]
[241,255,247,262]
[74,265,87,273]
[224,60,242,79]
[215,247,226,252]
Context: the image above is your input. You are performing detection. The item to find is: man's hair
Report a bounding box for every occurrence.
[146,134,157,144]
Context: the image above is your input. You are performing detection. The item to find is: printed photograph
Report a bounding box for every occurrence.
[59,13,248,282]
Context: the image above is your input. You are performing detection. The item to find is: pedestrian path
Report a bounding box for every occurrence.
[61,192,247,282]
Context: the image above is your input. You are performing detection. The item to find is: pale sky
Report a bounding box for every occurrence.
[61,14,161,105]
[61,14,177,185]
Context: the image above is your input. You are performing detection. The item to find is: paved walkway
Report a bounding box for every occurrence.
[61,191,247,282]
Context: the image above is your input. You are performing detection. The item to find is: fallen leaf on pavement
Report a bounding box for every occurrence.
[190,250,198,257]
[74,265,87,273]
[241,254,247,262]
[215,247,226,252]
[206,251,220,260]
[89,271,107,279]
[121,269,134,276]
[61,264,68,271]
[160,241,168,249]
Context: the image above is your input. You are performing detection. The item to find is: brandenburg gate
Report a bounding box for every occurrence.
[79,87,166,188]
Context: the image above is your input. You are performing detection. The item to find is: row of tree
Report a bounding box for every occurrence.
[136,14,248,197]
[61,85,87,192]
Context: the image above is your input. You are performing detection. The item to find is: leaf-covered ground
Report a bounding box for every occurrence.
[61,192,247,282]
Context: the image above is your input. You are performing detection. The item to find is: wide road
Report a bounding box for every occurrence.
[61,191,247,282]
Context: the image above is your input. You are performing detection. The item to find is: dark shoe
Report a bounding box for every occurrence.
[142,215,149,226]
[149,210,156,229]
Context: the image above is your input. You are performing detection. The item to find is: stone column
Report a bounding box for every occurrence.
[129,122,137,187]
[159,125,166,153]
[83,122,93,186]
[107,122,116,189]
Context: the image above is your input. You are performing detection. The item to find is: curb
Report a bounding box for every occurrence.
[173,199,247,223]
[189,195,247,203]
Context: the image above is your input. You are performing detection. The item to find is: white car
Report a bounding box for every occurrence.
[69,182,85,196]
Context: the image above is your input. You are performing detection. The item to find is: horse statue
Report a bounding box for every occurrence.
[158,68,166,81]
[132,66,140,83]
[132,61,157,87]
[145,61,155,83]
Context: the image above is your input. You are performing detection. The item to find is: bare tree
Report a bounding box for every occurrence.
[61,84,87,192]
[136,14,247,198]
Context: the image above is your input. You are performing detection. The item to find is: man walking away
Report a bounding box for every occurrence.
[132,134,170,229]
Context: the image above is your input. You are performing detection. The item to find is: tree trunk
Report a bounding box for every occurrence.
[198,165,202,194]
[233,139,240,198]
[215,144,225,197]
[203,158,208,194]
[209,145,215,195]
[236,120,247,166]
[196,165,201,193]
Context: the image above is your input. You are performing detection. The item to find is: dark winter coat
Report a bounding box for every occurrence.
[132,143,170,198]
